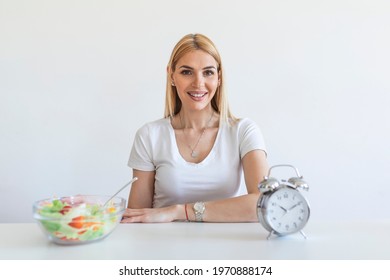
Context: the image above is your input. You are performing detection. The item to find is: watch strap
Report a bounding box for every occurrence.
[193,202,205,222]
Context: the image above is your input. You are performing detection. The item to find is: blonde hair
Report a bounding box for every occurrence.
[164,33,236,124]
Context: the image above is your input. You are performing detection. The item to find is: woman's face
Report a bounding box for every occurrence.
[172,50,220,112]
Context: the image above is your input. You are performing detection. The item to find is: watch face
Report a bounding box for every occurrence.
[194,202,205,213]
[262,187,310,235]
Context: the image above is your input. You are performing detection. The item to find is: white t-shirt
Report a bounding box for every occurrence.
[128,117,266,208]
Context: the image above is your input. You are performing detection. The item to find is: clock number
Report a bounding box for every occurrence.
[277,195,282,200]
[283,193,288,199]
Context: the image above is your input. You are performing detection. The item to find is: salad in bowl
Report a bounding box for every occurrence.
[33,195,126,245]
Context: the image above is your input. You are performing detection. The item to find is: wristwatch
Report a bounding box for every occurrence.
[193,202,205,222]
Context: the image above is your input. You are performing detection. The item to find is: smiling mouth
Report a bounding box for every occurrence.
[187,91,207,98]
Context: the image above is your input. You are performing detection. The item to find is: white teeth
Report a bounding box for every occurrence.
[189,93,206,98]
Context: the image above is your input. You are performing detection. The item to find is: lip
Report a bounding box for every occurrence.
[187,91,208,100]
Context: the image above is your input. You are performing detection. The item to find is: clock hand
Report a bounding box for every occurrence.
[278,205,288,213]
[288,202,301,211]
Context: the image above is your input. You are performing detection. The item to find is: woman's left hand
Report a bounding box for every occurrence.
[121,205,183,223]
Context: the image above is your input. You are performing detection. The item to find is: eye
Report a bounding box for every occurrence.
[203,70,215,77]
[180,70,192,75]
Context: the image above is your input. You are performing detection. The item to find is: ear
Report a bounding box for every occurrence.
[167,66,174,84]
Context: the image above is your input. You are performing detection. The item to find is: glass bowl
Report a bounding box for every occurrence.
[33,195,126,245]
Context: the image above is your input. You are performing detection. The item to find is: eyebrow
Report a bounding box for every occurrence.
[179,65,217,70]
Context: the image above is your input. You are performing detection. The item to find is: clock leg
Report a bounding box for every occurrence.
[267,230,276,240]
[300,230,307,239]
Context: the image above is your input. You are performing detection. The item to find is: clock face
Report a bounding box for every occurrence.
[264,187,310,235]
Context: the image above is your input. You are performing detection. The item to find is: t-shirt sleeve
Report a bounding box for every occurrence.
[239,118,267,159]
[128,124,156,171]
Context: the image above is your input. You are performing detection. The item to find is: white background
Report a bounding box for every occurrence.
[1,0,389,222]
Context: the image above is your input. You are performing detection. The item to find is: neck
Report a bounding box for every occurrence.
[179,109,214,130]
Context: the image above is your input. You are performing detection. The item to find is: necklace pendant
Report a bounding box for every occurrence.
[191,151,199,158]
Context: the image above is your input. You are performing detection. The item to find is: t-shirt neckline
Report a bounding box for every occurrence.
[167,117,221,166]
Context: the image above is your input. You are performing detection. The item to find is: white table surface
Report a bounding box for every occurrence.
[0,220,389,260]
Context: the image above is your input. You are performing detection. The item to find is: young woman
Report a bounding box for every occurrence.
[121,34,268,223]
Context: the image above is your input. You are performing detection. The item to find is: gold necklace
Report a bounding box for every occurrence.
[180,111,214,158]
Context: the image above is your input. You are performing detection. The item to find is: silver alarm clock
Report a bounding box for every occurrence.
[257,164,310,239]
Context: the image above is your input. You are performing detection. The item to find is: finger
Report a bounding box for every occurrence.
[121,216,144,223]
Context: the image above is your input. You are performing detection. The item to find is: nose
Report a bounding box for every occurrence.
[191,73,205,88]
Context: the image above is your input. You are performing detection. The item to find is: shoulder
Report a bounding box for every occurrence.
[230,117,266,144]
[235,117,258,128]
[229,118,267,157]
[136,118,171,136]
[223,117,261,133]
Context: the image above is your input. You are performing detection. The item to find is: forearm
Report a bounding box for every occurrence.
[177,193,262,223]
[122,193,262,223]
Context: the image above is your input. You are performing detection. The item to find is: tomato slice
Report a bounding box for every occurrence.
[68,216,85,229]
[59,205,72,215]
